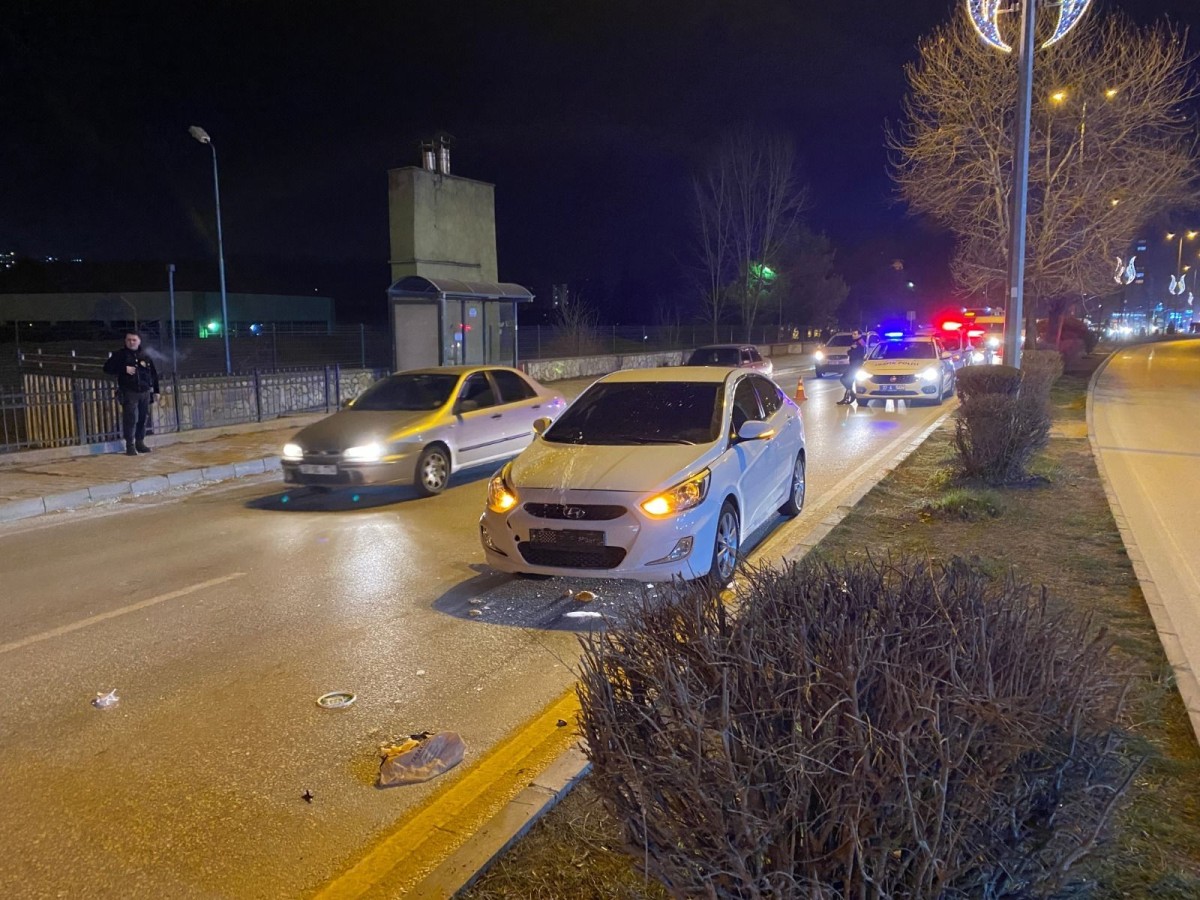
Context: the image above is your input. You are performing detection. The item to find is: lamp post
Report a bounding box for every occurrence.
[188,125,232,374]
[967,0,1094,367]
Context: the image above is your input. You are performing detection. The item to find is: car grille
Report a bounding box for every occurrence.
[872,374,917,384]
[518,544,627,569]
[523,503,627,521]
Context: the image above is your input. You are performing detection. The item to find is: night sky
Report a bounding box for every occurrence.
[2,0,1198,321]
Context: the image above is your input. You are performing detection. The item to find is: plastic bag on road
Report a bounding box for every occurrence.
[378,731,466,787]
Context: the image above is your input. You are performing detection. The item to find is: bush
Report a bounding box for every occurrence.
[954,391,1052,484]
[578,558,1134,899]
[955,364,1021,403]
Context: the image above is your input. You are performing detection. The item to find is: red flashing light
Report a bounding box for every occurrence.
[967,328,985,338]
[940,320,963,331]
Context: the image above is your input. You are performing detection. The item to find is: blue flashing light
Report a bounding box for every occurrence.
[884,331,905,339]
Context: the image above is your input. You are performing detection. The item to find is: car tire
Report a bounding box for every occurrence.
[414,444,451,496]
[814,367,825,378]
[930,379,945,406]
[779,453,806,517]
[708,500,740,583]
[856,397,871,408]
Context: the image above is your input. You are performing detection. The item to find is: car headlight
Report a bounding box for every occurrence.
[987,336,1000,348]
[814,350,825,361]
[487,463,519,514]
[283,442,303,460]
[641,469,711,518]
[854,368,870,382]
[971,351,985,363]
[343,442,383,462]
[919,367,940,382]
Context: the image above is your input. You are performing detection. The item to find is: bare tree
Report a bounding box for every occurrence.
[693,133,810,340]
[890,9,1200,341]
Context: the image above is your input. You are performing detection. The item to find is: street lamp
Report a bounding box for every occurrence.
[967,0,1094,367]
[189,125,232,374]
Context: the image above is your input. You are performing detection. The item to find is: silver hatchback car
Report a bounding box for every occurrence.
[685,344,774,378]
[281,366,566,496]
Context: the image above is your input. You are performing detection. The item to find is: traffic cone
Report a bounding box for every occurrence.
[794,379,807,403]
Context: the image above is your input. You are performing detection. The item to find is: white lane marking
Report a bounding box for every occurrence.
[0,573,246,656]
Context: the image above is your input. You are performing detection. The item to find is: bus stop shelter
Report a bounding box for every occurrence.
[387,276,533,370]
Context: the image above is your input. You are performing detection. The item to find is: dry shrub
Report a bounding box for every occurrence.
[578,557,1136,899]
[954,354,1061,484]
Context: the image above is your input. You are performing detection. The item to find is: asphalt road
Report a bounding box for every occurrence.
[0,365,952,898]
[1091,338,1200,735]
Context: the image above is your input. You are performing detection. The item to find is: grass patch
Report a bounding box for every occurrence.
[465,351,1200,898]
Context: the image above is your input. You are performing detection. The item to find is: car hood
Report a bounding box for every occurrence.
[511,439,720,493]
[292,410,433,450]
[863,360,938,376]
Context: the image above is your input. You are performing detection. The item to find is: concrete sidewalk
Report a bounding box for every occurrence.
[0,419,316,523]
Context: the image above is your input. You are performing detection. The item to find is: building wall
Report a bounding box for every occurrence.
[0,292,334,327]
[387,167,498,284]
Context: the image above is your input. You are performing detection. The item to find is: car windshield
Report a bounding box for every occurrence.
[543,381,722,445]
[870,341,937,360]
[826,335,854,347]
[350,373,459,411]
[687,347,741,366]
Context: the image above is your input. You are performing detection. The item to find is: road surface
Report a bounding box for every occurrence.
[0,366,952,897]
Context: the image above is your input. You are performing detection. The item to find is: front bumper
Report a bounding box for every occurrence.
[281,451,420,487]
[479,487,721,582]
[855,377,940,400]
[816,355,850,373]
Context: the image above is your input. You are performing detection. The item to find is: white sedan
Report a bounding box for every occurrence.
[854,336,956,406]
[479,367,807,583]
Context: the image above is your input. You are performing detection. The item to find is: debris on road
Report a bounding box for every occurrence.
[468,597,484,605]
[91,689,120,709]
[316,691,356,709]
[559,589,574,600]
[301,790,314,803]
[469,609,482,617]
[378,732,466,787]
[415,670,427,677]
[574,590,597,603]
[564,610,603,620]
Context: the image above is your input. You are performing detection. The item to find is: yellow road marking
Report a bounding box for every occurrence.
[315,689,581,899]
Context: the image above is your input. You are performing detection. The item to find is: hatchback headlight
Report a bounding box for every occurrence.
[641,469,711,518]
[283,442,303,460]
[814,350,825,361]
[343,442,383,462]
[919,367,940,382]
[487,464,519,514]
[854,369,871,382]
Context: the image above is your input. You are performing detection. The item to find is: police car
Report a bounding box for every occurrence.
[854,334,957,407]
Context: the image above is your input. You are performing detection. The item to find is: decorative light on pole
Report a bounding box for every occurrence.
[966,0,1094,367]
[188,125,232,374]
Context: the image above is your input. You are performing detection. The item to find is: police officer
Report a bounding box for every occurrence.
[838,330,866,405]
[103,331,160,455]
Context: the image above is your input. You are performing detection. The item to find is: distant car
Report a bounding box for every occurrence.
[479,367,807,583]
[281,366,566,496]
[685,344,773,377]
[854,335,956,406]
[813,331,879,377]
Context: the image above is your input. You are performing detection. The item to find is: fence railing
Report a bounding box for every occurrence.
[516,324,822,360]
[1,365,387,454]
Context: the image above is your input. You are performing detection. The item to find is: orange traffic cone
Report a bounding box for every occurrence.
[794,379,807,403]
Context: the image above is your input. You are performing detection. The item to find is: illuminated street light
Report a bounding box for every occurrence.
[1105,88,1118,99]
[967,0,1094,366]
[189,125,232,374]
[1050,90,1067,103]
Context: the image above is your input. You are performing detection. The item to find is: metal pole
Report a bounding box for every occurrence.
[359,323,366,369]
[210,143,232,374]
[168,263,178,375]
[1004,0,1036,369]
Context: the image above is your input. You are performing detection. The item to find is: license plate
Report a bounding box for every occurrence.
[880,384,902,392]
[299,464,338,475]
[529,528,604,546]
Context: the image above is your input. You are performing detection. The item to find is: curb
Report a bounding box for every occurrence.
[0,456,282,524]
[1086,345,1200,743]
[427,403,956,899]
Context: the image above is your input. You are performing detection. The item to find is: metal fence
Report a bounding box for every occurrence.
[1,365,387,454]
[517,324,822,360]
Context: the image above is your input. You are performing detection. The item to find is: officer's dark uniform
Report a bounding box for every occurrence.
[103,344,160,454]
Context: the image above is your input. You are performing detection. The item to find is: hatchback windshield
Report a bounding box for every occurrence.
[544,382,722,445]
[870,341,937,360]
[687,347,741,366]
[825,334,854,347]
[351,373,459,411]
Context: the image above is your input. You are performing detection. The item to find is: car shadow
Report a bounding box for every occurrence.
[244,465,498,512]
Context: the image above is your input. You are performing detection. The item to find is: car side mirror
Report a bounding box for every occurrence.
[532,416,552,435]
[736,420,774,442]
[456,398,479,414]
